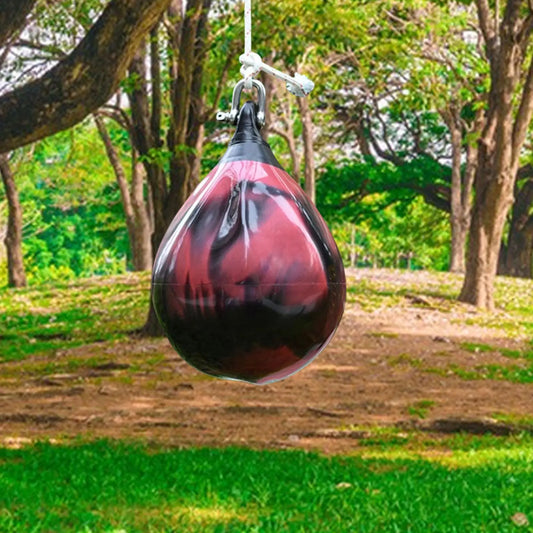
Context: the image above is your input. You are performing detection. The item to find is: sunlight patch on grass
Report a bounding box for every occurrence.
[360,445,533,469]
[110,502,258,531]
[150,503,254,524]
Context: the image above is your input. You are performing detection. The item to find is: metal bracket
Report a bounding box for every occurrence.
[239,52,314,97]
[216,79,266,128]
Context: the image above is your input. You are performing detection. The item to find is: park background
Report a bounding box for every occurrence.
[1,0,533,531]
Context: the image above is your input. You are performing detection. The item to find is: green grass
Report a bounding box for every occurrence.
[346,269,533,338]
[0,273,151,361]
[338,425,533,452]
[1,269,532,363]
[1,439,533,532]
[460,342,533,361]
[346,272,458,310]
[407,399,436,419]
[492,413,533,430]
[460,342,496,353]
[385,344,533,385]
[434,362,533,384]
[0,271,532,530]
[388,353,424,368]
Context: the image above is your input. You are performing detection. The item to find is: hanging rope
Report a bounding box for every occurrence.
[245,0,252,55]
[242,0,254,90]
[238,0,314,97]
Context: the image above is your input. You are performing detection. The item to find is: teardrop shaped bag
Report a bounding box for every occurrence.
[152,81,346,384]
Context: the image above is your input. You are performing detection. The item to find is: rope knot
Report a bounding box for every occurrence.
[240,52,262,90]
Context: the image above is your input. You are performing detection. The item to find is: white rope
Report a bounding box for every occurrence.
[239,0,314,96]
[244,0,252,55]
[242,0,254,90]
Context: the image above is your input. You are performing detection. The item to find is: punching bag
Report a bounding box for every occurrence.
[152,94,346,384]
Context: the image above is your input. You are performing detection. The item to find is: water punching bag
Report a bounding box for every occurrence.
[152,80,346,384]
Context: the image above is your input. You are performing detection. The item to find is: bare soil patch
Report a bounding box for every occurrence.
[0,269,531,453]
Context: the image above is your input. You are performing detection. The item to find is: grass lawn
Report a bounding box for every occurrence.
[0,273,151,362]
[1,269,532,363]
[0,437,532,532]
[1,270,533,531]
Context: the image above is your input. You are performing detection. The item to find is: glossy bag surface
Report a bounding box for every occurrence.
[152,102,346,384]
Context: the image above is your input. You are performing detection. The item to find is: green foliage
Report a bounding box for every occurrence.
[1,124,133,286]
[0,439,533,532]
[200,142,227,176]
[318,158,451,270]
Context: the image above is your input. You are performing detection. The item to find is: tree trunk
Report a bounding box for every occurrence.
[146,178,155,233]
[442,106,479,273]
[260,61,276,141]
[270,123,301,182]
[139,0,212,336]
[165,0,211,224]
[94,114,152,271]
[128,45,167,257]
[0,155,27,288]
[126,41,167,336]
[297,96,315,203]
[461,123,479,228]
[459,1,533,309]
[460,182,513,309]
[500,179,533,277]
[504,220,533,277]
[272,92,301,182]
[130,154,153,270]
[284,123,301,182]
[447,115,466,272]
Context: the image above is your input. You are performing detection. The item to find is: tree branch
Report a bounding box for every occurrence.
[203,46,238,121]
[0,0,170,153]
[99,104,132,132]
[0,0,36,48]
[365,113,405,166]
[502,0,526,32]
[475,0,497,59]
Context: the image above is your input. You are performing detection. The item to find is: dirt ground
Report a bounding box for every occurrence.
[0,270,532,453]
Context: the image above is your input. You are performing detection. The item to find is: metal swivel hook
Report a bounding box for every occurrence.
[216,79,266,128]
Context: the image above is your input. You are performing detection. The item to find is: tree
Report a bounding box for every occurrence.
[316,157,451,270]
[15,126,136,282]
[94,114,152,271]
[265,81,301,181]
[245,0,367,201]
[332,1,487,273]
[121,0,239,334]
[459,0,533,309]
[0,0,170,153]
[499,165,533,277]
[297,94,316,203]
[0,154,27,287]
[440,105,484,273]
